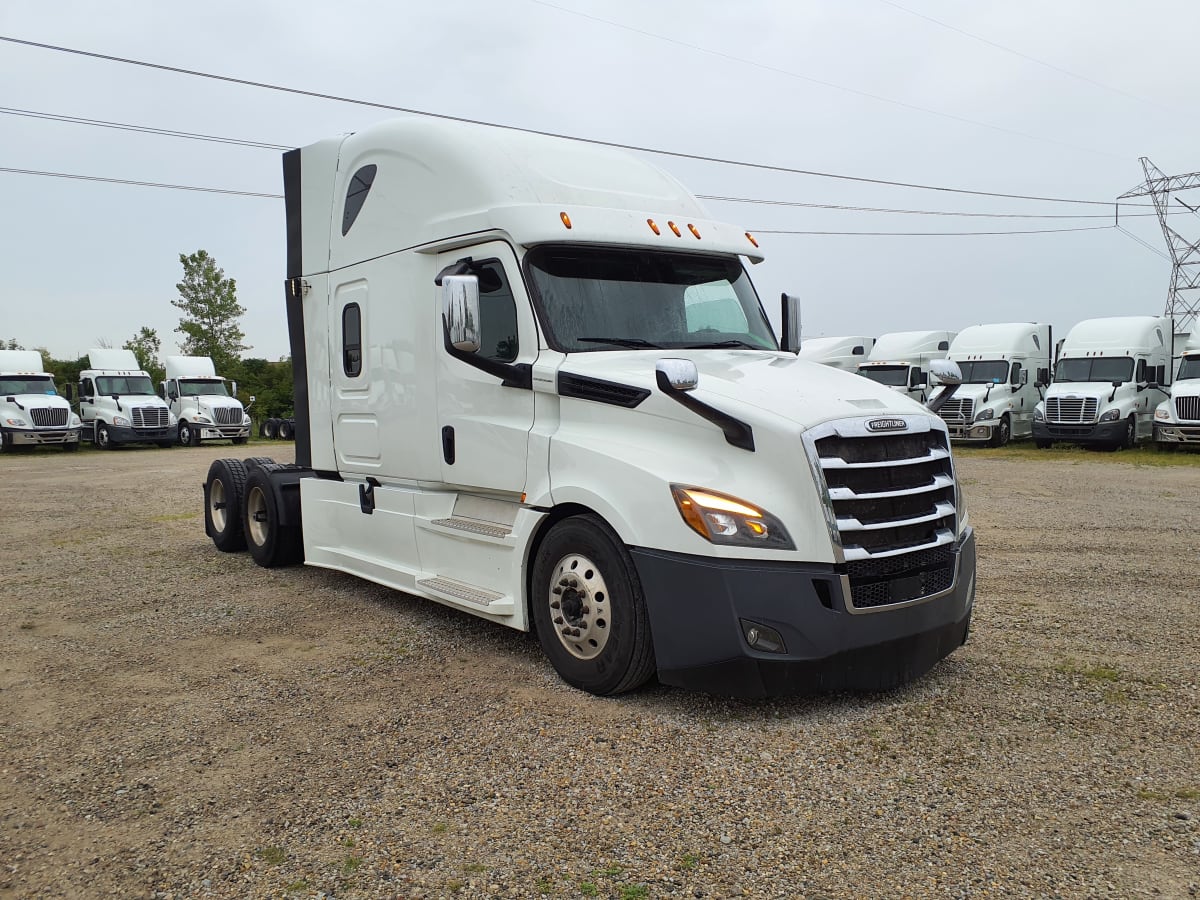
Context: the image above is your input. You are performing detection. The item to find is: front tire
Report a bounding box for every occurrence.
[242,466,303,567]
[531,515,655,696]
[205,458,248,552]
[95,421,114,450]
[178,421,195,446]
[989,415,1011,448]
[1120,416,1136,450]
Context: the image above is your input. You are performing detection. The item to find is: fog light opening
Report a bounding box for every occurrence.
[740,619,786,654]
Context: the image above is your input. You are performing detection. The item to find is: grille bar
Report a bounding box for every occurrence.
[1046,396,1098,423]
[213,407,243,425]
[1175,396,1200,421]
[30,407,69,427]
[827,473,953,502]
[132,406,169,429]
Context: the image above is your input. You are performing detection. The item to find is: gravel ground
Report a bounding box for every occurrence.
[1,442,1198,899]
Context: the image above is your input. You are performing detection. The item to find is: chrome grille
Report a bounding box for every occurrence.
[30,407,68,427]
[213,407,242,425]
[132,406,169,429]
[1046,397,1098,423]
[937,397,974,424]
[811,421,958,611]
[1175,396,1200,422]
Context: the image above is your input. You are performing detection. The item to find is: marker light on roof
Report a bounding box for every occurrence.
[687,224,701,239]
[667,221,682,237]
[745,232,759,248]
[647,218,660,235]
[560,212,572,229]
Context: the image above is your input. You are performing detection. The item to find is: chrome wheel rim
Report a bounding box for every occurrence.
[246,485,269,547]
[548,553,610,660]
[210,478,227,532]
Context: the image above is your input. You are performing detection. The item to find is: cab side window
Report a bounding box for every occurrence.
[474,259,518,362]
[1136,359,1146,382]
[81,377,95,399]
[1010,362,1023,386]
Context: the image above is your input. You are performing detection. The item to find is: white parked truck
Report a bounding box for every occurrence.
[162,355,251,446]
[201,117,976,698]
[1034,316,1171,449]
[0,350,82,451]
[937,323,1052,446]
[858,330,956,403]
[794,335,875,370]
[1153,331,1200,448]
[74,349,175,449]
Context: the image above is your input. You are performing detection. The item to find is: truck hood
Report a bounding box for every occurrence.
[558,349,928,428]
[1044,383,1115,402]
[1169,379,1200,399]
[0,392,72,409]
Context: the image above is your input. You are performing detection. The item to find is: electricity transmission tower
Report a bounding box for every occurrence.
[1118,158,1200,332]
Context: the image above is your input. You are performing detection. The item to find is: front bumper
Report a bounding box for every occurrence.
[946,421,995,443]
[1154,423,1200,444]
[631,528,976,698]
[1,424,81,445]
[1033,420,1125,445]
[106,423,174,444]
[194,425,250,441]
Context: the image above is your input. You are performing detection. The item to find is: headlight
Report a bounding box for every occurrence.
[974,407,995,422]
[69,414,81,426]
[1155,408,1171,421]
[112,415,130,426]
[242,414,251,425]
[1034,406,1045,422]
[4,416,27,427]
[670,485,795,550]
[955,479,969,533]
[194,415,212,424]
[168,411,178,424]
[1098,408,1120,423]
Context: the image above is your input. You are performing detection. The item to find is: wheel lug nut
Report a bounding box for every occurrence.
[553,616,564,625]
[561,627,571,636]
[581,606,590,615]
[550,600,560,609]
[571,628,581,637]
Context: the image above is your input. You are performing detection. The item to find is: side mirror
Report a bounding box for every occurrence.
[1037,367,1050,386]
[442,275,481,353]
[909,368,926,389]
[1111,380,1122,389]
[780,293,801,353]
[65,383,75,401]
[928,359,962,386]
[245,395,256,411]
[230,381,238,397]
[656,358,699,392]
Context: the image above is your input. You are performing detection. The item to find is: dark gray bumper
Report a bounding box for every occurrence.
[1033,420,1125,445]
[630,529,976,698]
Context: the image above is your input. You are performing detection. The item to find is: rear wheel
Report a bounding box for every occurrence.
[278,419,294,440]
[531,515,655,696]
[205,458,248,552]
[262,418,279,440]
[242,466,303,567]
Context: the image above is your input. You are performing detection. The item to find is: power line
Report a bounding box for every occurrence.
[874,0,1165,112]
[0,33,1143,208]
[528,0,1124,160]
[0,107,290,149]
[698,194,1167,220]
[750,225,1114,236]
[0,167,283,198]
[1116,225,1170,260]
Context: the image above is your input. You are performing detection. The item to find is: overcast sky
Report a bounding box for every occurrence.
[3,0,1199,363]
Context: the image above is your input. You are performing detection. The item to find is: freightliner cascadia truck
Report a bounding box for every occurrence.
[857,330,956,404]
[202,117,976,697]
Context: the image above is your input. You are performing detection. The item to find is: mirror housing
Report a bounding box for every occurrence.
[230,381,238,397]
[780,293,801,353]
[442,275,481,353]
[65,383,74,401]
[928,359,962,386]
[656,358,699,392]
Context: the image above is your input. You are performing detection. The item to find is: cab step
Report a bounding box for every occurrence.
[416,576,515,615]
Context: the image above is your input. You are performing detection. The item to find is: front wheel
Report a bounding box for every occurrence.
[1120,416,1136,450]
[95,421,114,450]
[989,415,1011,448]
[531,515,655,696]
[178,421,195,446]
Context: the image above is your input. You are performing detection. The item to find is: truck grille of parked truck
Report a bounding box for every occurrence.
[809,421,958,612]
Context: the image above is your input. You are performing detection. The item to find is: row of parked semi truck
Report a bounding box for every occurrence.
[0,348,292,451]
[796,317,1200,450]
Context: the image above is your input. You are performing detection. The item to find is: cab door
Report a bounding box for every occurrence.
[435,242,538,495]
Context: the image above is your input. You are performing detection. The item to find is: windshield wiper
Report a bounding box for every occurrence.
[576,337,664,349]
[682,339,761,350]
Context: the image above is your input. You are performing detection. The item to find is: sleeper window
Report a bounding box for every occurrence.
[341,165,377,236]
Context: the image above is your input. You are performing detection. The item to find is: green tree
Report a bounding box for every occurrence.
[123,326,164,384]
[172,250,249,374]
[3,338,24,350]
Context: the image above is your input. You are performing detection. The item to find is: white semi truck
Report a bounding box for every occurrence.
[794,335,876,370]
[1033,316,1171,449]
[857,330,956,403]
[1153,332,1200,448]
[0,350,82,451]
[74,349,175,449]
[162,355,251,446]
[201,117,976,698]
[936,323,1052,446]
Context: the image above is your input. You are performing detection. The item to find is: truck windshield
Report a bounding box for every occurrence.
[1178,356,1200,381]
[860,365,909,386]
[0,375,56,395]
[525,246,777,352]
[956,360,1010,384]
[1054,357,1134,384]
[96,375,157,395]
[179,379,229,397]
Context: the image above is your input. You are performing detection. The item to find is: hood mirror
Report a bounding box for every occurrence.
[928,359,962,386]
[656,358,698,392]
